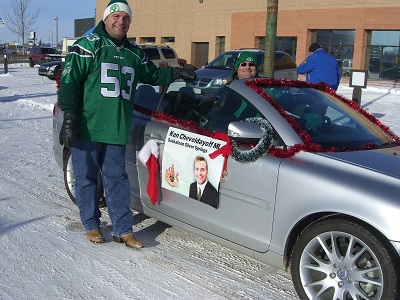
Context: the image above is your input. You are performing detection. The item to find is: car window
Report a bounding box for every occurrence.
[41,48,56,54]
[143,48,161,60]
[161,48,176,59]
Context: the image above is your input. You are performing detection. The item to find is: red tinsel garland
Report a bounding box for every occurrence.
[134,79,400,159]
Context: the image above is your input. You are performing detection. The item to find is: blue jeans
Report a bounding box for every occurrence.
[72,139,133,237]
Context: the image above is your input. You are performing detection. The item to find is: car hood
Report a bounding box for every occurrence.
[320,145,400,179]
[195,67,235,80]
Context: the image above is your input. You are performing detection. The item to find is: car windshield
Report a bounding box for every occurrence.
[41,48,57,54]
[207,51,264,70]
[155,81,396,151]
[264,87,395,149]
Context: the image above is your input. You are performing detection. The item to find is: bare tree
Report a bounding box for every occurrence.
[4,0,40,45]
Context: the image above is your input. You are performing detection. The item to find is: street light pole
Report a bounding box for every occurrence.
[55,16,59,49]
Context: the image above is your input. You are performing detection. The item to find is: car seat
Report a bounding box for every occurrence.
[174,87,197,119]
[134,84,160,111]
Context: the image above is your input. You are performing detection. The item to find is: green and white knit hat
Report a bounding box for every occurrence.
[103,0,132,21]
[235,51,258,70]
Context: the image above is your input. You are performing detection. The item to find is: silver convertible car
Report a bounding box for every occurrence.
[53,78,400,300]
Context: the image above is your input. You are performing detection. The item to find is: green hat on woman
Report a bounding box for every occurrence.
[235,52,258,70]
[103,0,132,21]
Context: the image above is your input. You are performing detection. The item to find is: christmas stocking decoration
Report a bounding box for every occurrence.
[138,139,159,205]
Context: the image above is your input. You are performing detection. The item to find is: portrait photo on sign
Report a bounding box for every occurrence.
[162,127,226,208]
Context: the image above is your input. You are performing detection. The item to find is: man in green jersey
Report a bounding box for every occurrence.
[58,0,195,248]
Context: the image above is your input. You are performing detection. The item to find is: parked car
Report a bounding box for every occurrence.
[338,58,353,76]
[188,49,297,95]
[38,60,62,80]
[139,44,179,68]
[28,46,58,67]
[53,78,400,300]
[381,66,400,80]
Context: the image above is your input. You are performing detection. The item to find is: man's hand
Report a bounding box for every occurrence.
[172,67,196,82]
[59,112,78,148]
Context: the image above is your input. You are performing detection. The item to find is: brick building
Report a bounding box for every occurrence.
[95,0,400,81]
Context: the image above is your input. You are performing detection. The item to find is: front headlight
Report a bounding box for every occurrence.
[212,79,229,86]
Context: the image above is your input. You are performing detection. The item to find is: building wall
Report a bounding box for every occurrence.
[232,7,400,69]
[96,0,400,71]
[96,0,266,65]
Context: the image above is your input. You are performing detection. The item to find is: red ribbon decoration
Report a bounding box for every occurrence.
[208,132,232,180]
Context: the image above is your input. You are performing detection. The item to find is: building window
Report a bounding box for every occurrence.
[315,30,355,77]
[216,36,225,57]
[255,36,297,60]
[367,31,400,81]
[275,37,297,61]
[256,36,265,50]
[162,37,175,44]
[140,37,156,44]
[128,37,136,44]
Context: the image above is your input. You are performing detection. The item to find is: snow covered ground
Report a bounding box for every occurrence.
[1,65,399,300]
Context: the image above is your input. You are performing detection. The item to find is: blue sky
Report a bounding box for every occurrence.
[0,0,96,45]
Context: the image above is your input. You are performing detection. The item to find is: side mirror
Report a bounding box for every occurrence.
[227,121,264,143]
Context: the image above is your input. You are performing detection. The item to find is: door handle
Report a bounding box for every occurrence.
[144,133,164,144]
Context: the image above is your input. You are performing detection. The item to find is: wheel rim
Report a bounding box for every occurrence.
[299,231,383,299]
[65,154,76,199]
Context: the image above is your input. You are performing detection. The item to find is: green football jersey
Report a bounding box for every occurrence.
[59,32,174,145]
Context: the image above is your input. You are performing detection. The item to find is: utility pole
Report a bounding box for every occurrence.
[263,0,278,78]
[55,16,59,49]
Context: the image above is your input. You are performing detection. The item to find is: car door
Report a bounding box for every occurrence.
[125,85,161,211]
[137,83,281,252]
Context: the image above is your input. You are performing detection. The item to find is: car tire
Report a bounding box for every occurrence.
[29,58,34,68]
[291,216,400,300]
[63,148,106,207]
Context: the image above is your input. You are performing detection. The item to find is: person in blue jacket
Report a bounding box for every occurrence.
[297,42,341,90]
